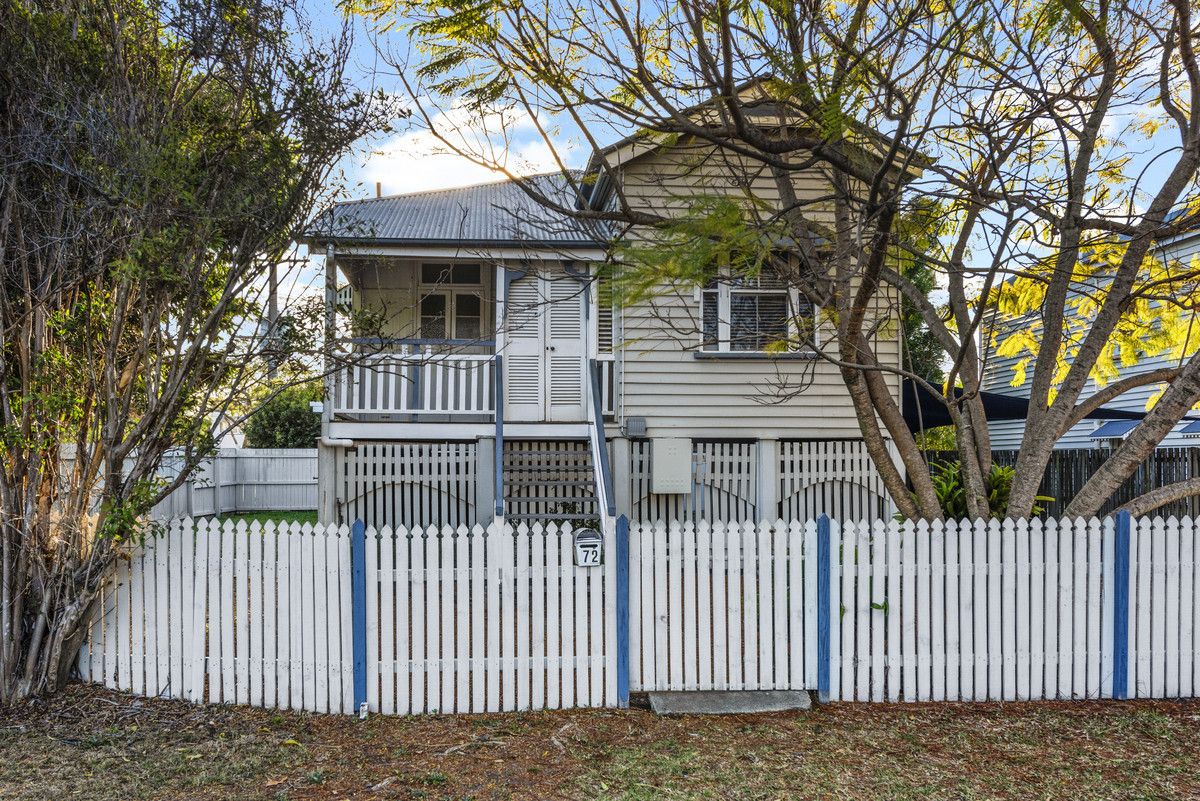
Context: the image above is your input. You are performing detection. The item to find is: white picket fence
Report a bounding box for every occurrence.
[79,519,356,711]
[829,515,1200,702]
[629,519,816,692]
[629,516,1200,701]
[363,522,618,714]
[78,518,617,714]
[79,514,1200,715]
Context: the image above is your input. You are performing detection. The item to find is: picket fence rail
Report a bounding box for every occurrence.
[79,512,1200,715]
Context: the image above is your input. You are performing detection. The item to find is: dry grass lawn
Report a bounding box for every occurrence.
[2,684,1199,799]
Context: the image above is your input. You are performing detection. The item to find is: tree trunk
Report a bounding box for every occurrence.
[1065,355,1200,518]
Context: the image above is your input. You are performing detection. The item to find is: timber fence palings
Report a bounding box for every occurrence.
[79,513,1200,713]
[80,517,620,714]
[153,448,317,519]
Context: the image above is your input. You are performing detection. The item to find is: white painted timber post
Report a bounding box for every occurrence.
[611,436,632,519]
[476,436,495,527]
[317,441,338,525]
[318,241,339,526]
[757,439,778,521]
[211,450,224,516]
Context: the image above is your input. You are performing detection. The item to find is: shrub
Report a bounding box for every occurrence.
[243,384,321,448]
[919,460,1052,519]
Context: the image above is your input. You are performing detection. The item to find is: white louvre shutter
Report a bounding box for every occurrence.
[504,275,545,421]
[546,277,586,421]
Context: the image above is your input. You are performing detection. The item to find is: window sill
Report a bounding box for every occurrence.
[693,351,817,361]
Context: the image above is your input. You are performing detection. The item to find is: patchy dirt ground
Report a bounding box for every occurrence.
[2,684,1200,800]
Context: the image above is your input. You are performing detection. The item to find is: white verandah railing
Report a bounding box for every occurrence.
[331,350,616,419]
[333,352,497,417]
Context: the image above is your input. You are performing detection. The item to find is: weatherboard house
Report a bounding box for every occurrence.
[983,221,1200,450]
[302,133,903,531]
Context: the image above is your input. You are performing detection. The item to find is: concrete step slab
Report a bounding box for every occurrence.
[647,690,812,716]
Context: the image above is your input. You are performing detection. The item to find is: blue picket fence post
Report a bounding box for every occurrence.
[1112,509,1132,700]
[816,514,831,702]
[615,515,631,708]
[350,518,368,717]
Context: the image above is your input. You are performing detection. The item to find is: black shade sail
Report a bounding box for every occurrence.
[901,378,1151,433]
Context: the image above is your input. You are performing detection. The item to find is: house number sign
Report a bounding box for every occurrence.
[573,528,603,567]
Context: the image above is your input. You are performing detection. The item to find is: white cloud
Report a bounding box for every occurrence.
[355,100,583,196]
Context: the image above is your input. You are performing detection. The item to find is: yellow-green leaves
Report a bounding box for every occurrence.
[992,240,1200,408]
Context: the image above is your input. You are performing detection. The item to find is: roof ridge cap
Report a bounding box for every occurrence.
[329,170,575,209]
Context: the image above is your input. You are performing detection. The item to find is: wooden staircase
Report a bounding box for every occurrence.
[501,440,600,525]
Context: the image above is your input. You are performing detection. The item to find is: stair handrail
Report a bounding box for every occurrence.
[494,354,504,521]
[588,358,616,525]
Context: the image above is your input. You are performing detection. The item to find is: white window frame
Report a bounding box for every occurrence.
[417,263,488,341]
[698,274,815,354]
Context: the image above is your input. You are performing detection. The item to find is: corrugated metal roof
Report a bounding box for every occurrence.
[306,172,606,247]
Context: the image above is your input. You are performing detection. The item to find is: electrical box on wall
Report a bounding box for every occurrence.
[651,437,693,494]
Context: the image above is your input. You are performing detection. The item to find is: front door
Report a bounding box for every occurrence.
[503,272,587,422]
[544,275,587,421]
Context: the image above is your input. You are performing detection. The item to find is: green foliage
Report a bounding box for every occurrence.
[919,460,1052,519]
[97,480,166,545]
[893,201,948,388]
[916,425,956,451]
[0,0,394,699]
[902,258,946,387]
[243,384,322,449]
[608,196,783,305]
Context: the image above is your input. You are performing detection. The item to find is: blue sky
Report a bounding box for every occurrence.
[311,3,585,202]
[285,2,589,304]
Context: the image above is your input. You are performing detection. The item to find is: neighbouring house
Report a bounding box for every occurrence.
[983,218,1200,451]
[301,122,907,530]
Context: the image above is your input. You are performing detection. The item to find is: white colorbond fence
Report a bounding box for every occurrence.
[79,512,1200,715]
[153,449,317,519]
[78,518,619,715]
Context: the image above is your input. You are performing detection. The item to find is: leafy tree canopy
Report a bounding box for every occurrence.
[0,0,395,701]
[356,0,1200,522]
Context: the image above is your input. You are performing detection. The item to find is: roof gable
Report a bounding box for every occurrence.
[581,79,928,209]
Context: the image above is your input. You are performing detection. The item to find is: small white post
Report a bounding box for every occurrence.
[476,436,495,527]
[611,436,632,518]
[757,439,779,521]
[317,441,338,524]
[212,451,224,515]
